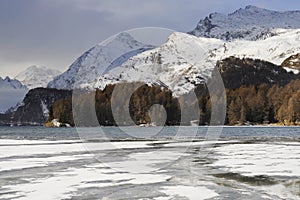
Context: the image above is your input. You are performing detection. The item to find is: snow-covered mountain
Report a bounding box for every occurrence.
[15,66,61,89]
[46,6,300,95]
[0,77,28,113]
[93,32,216,95]
[90,29,300,96]
[48,32,154,90]
[0,76,27,90]
[189,5,300,40]
[208,29,300,65]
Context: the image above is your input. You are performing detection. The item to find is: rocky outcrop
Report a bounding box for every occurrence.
[10,88,72,125]
[281,53,300,71]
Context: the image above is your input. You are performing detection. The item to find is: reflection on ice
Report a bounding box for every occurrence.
[1,138,300,199]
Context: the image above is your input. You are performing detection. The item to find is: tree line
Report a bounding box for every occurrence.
[48,79,300,126]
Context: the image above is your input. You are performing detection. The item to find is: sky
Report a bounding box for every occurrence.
[1,0,300,78]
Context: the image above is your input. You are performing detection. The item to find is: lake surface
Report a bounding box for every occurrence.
[0,126,300,200]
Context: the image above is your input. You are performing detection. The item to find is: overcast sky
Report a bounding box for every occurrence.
[1,0,300,78]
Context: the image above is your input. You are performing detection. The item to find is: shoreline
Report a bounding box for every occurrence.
[1,124,300,128]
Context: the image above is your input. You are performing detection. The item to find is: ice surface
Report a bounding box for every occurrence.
[156,186,219,200]
[211,142,300,177]
[1,137,300,199]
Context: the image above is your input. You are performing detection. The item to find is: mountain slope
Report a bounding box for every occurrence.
[213,29,300,65]
[218,57,299,89]
[0,77,28,113]
[189,5,300,40]
[15,66,61,89]
[90,30,300,96]
[47,32,154,90]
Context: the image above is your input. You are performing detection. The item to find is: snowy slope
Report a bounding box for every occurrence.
[0,77,28,113]
[189,5,300,40]
[91,29,300,96]
[93,32,218,95]
[217,29,300,65]
[15,66,61,89]
[47,32,154,90]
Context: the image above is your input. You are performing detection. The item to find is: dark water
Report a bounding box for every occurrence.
[0,126,299,140]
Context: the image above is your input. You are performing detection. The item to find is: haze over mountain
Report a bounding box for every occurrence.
[0,77,27,90]
[0,77,28,113]
[15,66,61,89]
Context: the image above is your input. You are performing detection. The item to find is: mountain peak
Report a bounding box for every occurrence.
[15,66,61,89]
[48,32,153,90]
[115,32,134,41]
[0,76,27,90]
[245,5,262,10]
[231,5,270,15]
[166,32,191,41]
[92,31,218,96]
[4,76,11,81]
[27,65,39,70]
[100,32,143,48]
[163,32,203,51]
[189,6,300,40]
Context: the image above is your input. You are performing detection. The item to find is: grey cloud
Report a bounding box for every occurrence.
[0,0,299,77]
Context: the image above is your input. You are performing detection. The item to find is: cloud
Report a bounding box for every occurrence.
[0,0,299,77]
[73,0,166,17]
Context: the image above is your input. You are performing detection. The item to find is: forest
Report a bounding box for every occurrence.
[48,79,300,126]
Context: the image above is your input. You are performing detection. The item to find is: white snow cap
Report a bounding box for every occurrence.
[15,65,61,89]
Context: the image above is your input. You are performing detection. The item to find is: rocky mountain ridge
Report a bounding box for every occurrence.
[189,5,300,40]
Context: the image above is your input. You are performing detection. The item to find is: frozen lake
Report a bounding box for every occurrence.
[0,126,300,199]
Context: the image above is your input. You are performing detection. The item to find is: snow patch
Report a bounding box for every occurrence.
[283,67,299,74]
[157,186,218,200]
[41,101,49,118]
